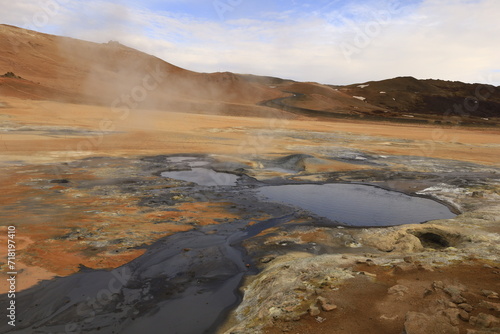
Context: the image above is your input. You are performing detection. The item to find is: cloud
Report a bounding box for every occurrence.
[1,0,499,85]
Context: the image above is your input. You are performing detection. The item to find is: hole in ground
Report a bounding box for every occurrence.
[415,232,450,249]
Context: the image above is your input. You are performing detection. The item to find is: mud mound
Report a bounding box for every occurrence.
[271,154,316,171]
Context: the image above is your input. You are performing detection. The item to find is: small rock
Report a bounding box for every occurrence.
[482,290,499,299]
[458,310,470,322]
[433,281,445,290]
[321,303,337,312]
[483,264,493,269]
[268,307,281,318]
[317,296,337,312]
[458,303,473,312]
[423,288,433,297]
[417,264,434,272]
[451,295,467,304]
[366,259,375,267]
[444,286,466,304]
[404,312,459,334]
[442,308,460,326]
[309,305,320,317]
[473,313,500,328]
[315,316,326,323]
[388,285,409,296]
[479,300,500,312]
[444,286,463,297]
[448,302,458,308]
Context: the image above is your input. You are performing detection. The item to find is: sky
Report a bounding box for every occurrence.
[1,0,499,85]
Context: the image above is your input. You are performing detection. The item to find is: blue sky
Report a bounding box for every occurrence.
[1,0,499,85]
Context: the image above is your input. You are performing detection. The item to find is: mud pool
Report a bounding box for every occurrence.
[258,184,456,226]
[161,169,239,186]
[0,155,467,334]
[161,156,240,186]
[160,159,456,227]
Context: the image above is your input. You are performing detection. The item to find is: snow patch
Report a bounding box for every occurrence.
[353,96,366,101]
[357,84,370,88]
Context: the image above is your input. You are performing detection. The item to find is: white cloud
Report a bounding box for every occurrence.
[0,0,499,85]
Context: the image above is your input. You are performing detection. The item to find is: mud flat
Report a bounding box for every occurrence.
[1,97,500,334]
[1,152,499,334]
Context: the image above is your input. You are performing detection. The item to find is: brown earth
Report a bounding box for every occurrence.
[263,262,500,334]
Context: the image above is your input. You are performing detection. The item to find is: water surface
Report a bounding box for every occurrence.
[258,183,455,226]
[161,168,239,186]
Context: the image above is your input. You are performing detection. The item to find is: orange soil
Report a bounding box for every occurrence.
[1,97,499,166]
[264,262,500,334]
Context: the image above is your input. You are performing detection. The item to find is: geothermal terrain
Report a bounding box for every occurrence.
[0,24,499,334]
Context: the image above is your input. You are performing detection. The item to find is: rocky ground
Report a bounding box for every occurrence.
[1,149,499,333]
[1,96,499,333]
[218,158,500,334]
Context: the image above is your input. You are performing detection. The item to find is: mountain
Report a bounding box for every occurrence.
[339,77,500,121]
[0,24,289,118]
[1,24,498,125]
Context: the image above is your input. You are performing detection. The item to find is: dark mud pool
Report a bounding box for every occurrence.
[258,184,456,226]
[0,156,458,334]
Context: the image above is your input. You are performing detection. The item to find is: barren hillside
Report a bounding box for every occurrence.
[2,24,499,125]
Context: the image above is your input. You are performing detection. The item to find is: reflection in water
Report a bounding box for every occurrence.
[258,184,455,226]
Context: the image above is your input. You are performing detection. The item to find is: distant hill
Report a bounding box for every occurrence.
[1,24,498,125]
[0,24,289,118]
[339,76,500,121]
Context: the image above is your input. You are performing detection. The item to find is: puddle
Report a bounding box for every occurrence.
[161,168,239,186]
[258,184,456,226]
[162,157,238,186]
